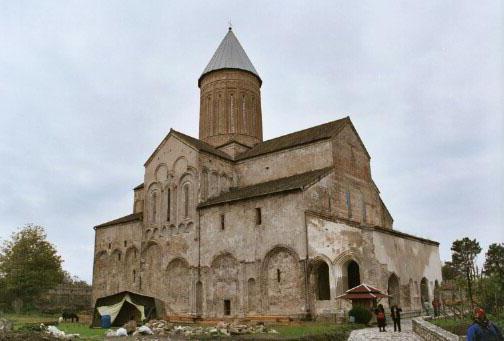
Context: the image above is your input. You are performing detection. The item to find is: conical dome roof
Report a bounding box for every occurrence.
[199,28,261,85]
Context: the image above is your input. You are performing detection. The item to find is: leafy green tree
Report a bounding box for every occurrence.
[442,261,461,281]
[0,224,64,311]
[484,243,504,282]
[450,237,481,309]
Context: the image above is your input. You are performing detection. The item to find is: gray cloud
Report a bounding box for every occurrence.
[0,1,502,282]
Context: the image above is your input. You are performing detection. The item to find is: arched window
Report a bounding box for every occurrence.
[183,184,189,218]
[166,188,171,222]
[230,93,235,133]
[201,170,208,200]
[316,262,330,300]
[217,94,222,133]
[388,273,400,306]
[207,96,212,135]
[150,192,157,223]
[345,191,352,218]
[242,94,247,133]
[347,260,360,289]
[251,96,256,134]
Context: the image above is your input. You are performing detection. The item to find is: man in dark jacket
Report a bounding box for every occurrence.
[467,308,503,341]
[390,304,402,332]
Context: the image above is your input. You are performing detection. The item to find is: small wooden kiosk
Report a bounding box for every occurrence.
[335,283,390,310]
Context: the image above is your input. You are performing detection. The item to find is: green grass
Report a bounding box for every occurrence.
[2,313,365,340]
[57,323,108,339]
[2,312,60,330]
[431,314,504,336]
[1,313,109,340]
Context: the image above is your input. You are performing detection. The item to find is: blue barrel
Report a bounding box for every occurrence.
[100,315,111,329]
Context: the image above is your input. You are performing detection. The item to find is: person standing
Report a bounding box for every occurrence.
[390,304,402,332]
[432,298,440,317]
[375,304,386,332]
[467,308,504,341]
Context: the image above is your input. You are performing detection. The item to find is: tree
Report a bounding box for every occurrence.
[484,243,504,281]
[442,261,462,281]
[450,237,481,309]
[0,224,64,312]
[483,243,504,311]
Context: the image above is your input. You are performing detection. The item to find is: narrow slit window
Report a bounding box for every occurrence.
[184,185,189,218]
[167,188,171,221]
[207,96,212,135]
[277,269,281,283]
[133,270,136,283]
[346,191,352,218]
[220,214,225,230]
[242,94,246,132]
[151,193,157,223]
[124,240,127,247]
[230,93,235,132]
[255,208,262,225]
[118,253,121,261]
[362,198,367,223]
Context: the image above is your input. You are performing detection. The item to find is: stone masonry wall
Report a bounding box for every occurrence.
[236,140,333,187]
[412,317,464,341]
[92,220,142,304]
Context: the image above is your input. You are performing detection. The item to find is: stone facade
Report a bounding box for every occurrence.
[92,29,442,320]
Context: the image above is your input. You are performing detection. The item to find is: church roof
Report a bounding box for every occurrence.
[94,212,143,229]
[199,28,261,85]
[236,117,351,160]
[199,167,333,208]
[171,130,234,161]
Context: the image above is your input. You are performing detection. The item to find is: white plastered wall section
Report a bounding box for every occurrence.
[306,215,442,313]
[372,231,442,304]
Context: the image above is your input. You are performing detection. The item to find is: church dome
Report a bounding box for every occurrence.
[199,28,261,86]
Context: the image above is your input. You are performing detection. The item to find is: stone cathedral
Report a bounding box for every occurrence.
[92,28,442,320]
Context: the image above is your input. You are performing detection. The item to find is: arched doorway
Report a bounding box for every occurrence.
[165,258,190,313]
[263,247,302,314]
[420,277,429,304]
[388,273,400,306]
[347,260,360,290]
[211,253,239,317]
[314,262,330,300]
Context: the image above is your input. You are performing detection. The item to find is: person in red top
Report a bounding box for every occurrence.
[467,308,503,341]
[432,298,440,317]
[374,304,386,332]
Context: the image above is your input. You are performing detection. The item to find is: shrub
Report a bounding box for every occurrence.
[349,306,373,324]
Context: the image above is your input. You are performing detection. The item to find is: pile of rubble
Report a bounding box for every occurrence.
[45,325,80,339]
[106,319,279,338]
[0,318,13,337]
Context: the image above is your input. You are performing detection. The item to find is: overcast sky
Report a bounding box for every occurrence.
[1,1,502,283]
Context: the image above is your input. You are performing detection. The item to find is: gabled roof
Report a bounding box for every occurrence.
[199,167,333,208]
[335,283,390,300]
[171,130,234,161]
[235,117,351,160]
[94,212,143,229]
[199,28,261,85]
[144,129,233,166]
